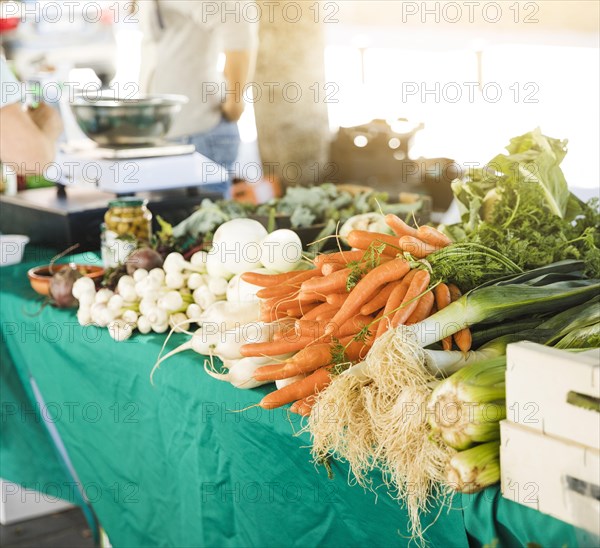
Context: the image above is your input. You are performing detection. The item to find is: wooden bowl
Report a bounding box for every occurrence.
[27,264,104,297]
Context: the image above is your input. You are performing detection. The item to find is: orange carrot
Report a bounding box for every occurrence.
[254,335,367,381]
[300,267,353,294]
[326,292,349,306]
[296,291,326,303]
[256,284,299,299]
[417,225,452,248]
[259,299,291,322]
[285,304,318,318]
[406,291,435,325]
[295,314,372,340]
[447,283,462,302]
[434,283,453,350]
[322,263,345,276]
[326,258,410,335]
[385,214,420,238]
[359,280,401,315]
[302,301,339,321]
[346,230,400,257]
[313,250,366,269]
[242,269,317,287]
[240,337,317,357]
[398,235,440,258]
[316,308,338,322]
[259,367,332,409]
[290,397,315,417]
[448,283,472,353]
[273,323,296,342]
[390,269,431,328]
[254,344,333,381]
[375,281,411,338]
[454,328,473,353]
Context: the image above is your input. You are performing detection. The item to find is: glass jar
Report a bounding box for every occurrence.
[100,223,136,268]
[104,198,152,241]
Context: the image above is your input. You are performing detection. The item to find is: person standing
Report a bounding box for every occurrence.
[0,56,63,175]
[137,0,258,195]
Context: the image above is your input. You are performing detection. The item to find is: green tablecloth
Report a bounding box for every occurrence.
[0,249,591,547]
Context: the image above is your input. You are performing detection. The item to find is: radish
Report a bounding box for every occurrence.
[208,219,268,276]
[150,316,271,382]
[192,322,275,360]
[259,229,303,273]
[204,356,275,389]
[198,300,260,330]
[225,270,271,303]
[275,374,307,390]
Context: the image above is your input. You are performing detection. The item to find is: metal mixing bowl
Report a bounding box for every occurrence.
[70,93,189,146]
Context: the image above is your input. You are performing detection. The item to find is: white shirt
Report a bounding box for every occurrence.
[0,58,21,108]
[138,0,258,138]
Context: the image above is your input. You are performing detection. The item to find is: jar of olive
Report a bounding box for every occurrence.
[104,198,152,242]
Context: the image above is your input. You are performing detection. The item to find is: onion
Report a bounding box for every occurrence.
[50,266,82,308]
[126,248,164,275]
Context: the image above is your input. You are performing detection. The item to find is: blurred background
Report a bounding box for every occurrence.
[1,0,598,210]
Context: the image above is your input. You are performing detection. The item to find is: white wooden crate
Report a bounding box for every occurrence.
[505,342,600,449]
[500,421,600,535]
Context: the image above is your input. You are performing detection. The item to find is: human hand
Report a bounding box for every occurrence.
[221,96,245,122]
[28,102,63,141]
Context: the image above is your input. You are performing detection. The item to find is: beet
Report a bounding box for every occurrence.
[50,266,82,308]
[126,248,164,275]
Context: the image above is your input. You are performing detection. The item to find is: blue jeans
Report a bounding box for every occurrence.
[180,116,240,198]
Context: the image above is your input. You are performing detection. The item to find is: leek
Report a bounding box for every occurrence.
[470,316,546,348]
[423,333,528,377]
[428,356,506,450]
[407,279,599,348]
[555,323,600,349]
[539,295,600,345]
[446,441,501,494]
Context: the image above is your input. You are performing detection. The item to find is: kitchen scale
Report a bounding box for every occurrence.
[0,139,230,250]
[54,140,228,194]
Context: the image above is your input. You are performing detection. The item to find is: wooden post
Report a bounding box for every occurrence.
[253,1,330,186]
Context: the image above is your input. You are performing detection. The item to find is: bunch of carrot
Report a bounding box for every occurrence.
[239,214,472,416]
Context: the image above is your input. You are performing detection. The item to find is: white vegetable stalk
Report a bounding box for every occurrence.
[428,356,506,450]
[204,356,274,389]
[445,441,500,494]
[275,374,306,390]
[423,344,505,377]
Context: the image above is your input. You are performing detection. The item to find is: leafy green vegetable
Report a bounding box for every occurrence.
[443,129,600,279]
